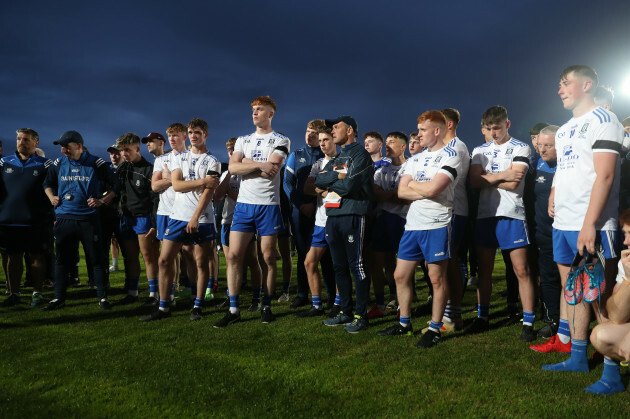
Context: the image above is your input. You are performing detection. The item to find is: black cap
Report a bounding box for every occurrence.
[325,115,358,133]
[53,130,84,146]
[141,132,166,144]
[107,144,120,153]
[529,122,550,136]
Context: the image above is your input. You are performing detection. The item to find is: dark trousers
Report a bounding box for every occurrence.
[537,236,561,322]
[326,215,370,317]
[54,217,107,300]
[290,206,314,297]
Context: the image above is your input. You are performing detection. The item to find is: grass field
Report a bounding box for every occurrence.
[1,253,629,418]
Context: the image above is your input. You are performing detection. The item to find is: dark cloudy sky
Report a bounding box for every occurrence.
[2,0,630,162]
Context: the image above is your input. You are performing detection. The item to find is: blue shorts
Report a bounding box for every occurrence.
[119,215,152,240]
[475,217,530,250]
[156,215,170,241]
[371,212,405,253]
[221,223,258,247]
[310,225,328,248]
[397,226,450,264]
[552,229,618,265]
[451,214,468,248]
[231,203,284,236]
[164,219,216,245]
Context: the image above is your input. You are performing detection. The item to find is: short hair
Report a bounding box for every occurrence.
[166,123,187,135]
[187,118,209,134]
[441,108,460,128]
[530,122,550,136]
[363,131,384,142]
[481,105,508,126]
[622,116,630,128]
[116,132,141,148]
[560,65,598,86]
[417,110,447,126]
[539,125,560,136]
[226,137,237,148]
[620,209,630,228]
[594,86,614,106]
[16,128,39,142]
[409,132,418,138]
[386,131,408,144]
[318,125,332,135]
[307,119,326,131]
[251,96,277,112]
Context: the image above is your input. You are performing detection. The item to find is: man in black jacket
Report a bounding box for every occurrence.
[315,115,374,333]
[115,132,160,306]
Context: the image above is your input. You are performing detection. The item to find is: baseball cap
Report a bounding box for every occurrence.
[107,144,120,153]
[325,116,358,133]
[529,122,550,136]
[53,130,84,146]
[141,132,166,144]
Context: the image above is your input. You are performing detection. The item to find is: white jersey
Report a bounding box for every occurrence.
[374,162,409,218]
[471,138,530,220]
[153,151,182,216]
[169,150,221,224]
[402,144,461,230]
[309,157,331,227]
[447,137,470,217]
[234,131,290,205]
[219,170,241,225]
[553,106,623,231]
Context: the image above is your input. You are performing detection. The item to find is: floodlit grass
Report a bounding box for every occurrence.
[1,253,629,417]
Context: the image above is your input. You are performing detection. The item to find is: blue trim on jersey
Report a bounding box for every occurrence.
[593,107,611,123]
[442,145,456,157]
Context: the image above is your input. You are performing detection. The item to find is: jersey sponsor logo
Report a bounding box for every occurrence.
[562,145,572,156]
[61,175,90,181]
[251,150,263,161]
[71,168,79,173]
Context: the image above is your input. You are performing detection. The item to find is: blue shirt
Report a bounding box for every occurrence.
[533,158,556,240]
[283,145,324,208]
[0,152,53,226]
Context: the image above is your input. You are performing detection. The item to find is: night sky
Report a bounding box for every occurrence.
[2,0,630,163]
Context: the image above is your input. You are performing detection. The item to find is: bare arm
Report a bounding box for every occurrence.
[228,151,283,177]
[577,152,617,255]
[607,250,630,323]
[151,164,172,193]
[44,187,61,207]
[548,186,555,218]
[213,173,232,203]
[407,172,453,198]
[171,169,218,193]
[469,163,525,191]
[398,175,424,201]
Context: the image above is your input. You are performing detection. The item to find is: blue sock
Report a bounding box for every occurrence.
[226,288,230,297]
[312,295,321,309]
[159,299,170,312]
[334,294,340,305]
[429,320,443,333]
[252,287,261,300]
[148,279,158,297]
[375,292,385,307]
[207,277,214,290]
[558,319,571,344]
[194,297,202,308]
[229,294,239,313]
[523,311,535,326]
[262,294,272,307]
[478,304,489,320]
[444,301,453,321]
[584,357,625,395]
[400,315,410,327]
[542,338,589,372]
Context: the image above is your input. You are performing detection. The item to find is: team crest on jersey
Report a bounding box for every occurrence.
[136,180,141,187]
[562,145,572,156]
[165,228,170,236]
[580,123,590,135]
[348,234,354,243]
[434,156,442,163]
[5,167,13,173]
[33,169,39,176]
[299,157,306,163]
[267,139,274,146]
[536,176,546,184]
[506,148,513,155]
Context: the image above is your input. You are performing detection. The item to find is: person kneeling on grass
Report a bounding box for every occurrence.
[587,209,630,395]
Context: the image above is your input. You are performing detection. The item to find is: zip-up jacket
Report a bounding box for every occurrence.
[314,141,374,217]
[43,151,119,220]
[117,157,158,227]
[0,152,53,226]
[283,145,323,208]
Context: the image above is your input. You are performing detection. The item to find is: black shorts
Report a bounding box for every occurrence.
[0,224,51,254]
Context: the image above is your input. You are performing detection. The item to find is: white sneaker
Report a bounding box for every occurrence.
[278,292,290,302]
[109,265,119,272]
[467,275,478,287]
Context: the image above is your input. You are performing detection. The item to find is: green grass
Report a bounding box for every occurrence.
[1,255,629,418]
